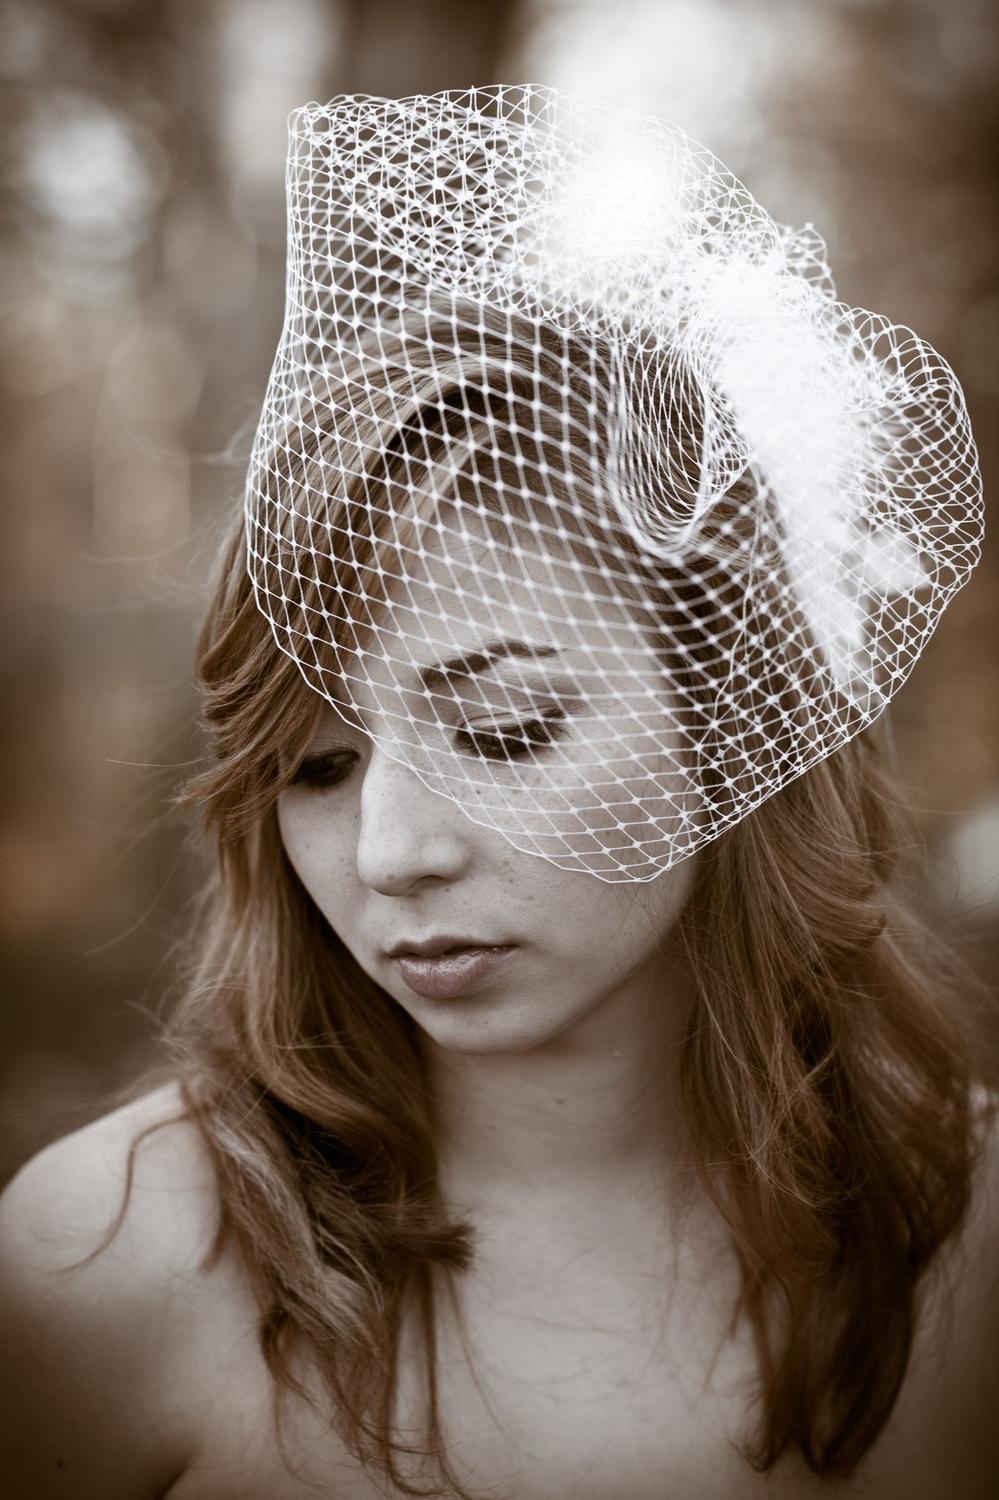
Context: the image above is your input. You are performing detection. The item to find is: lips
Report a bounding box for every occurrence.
[387,935,507,960]
[392,944,518,999]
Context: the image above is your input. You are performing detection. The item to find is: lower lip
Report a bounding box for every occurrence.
[394,946,518,999]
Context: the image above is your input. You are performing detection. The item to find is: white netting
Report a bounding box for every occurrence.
[245,85,983,882]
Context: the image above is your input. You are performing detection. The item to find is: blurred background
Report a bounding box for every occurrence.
[2,0,997,1183]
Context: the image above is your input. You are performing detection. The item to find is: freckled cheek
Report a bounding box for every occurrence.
[277,797,356,911]
[563,857,697,960]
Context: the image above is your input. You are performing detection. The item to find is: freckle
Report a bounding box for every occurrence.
[55,1459,66,1470]
[554,1097,565,1105]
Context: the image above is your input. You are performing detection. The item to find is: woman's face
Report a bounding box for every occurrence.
[277,504,701,1055]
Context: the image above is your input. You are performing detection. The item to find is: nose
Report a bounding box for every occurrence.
[355,741,472,894]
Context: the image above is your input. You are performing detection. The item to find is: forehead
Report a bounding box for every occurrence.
[344,500,655,703]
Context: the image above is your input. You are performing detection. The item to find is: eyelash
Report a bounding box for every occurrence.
[454,707,569,762]
[290,709,569,788]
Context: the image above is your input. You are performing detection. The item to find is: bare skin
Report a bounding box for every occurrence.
[1,1082,998,1499]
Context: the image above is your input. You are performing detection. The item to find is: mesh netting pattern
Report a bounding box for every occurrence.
[245,85,983,882]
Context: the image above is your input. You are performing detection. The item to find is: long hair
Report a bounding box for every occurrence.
[160,304,984,1497]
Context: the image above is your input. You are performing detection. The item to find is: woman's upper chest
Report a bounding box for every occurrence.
[168,1326,982,1500]
[169,1314,769,1500]
[166,1246,809,1500]
[163,1214,995,1500]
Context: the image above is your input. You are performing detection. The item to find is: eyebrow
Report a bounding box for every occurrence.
[418,639,562,694]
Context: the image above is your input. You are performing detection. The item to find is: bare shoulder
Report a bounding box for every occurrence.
[0,1082,224,1317]
[0,1081,218,1270]
[0,1082,229,1500]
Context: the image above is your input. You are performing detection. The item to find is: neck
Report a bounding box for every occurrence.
[424,954,698,1217]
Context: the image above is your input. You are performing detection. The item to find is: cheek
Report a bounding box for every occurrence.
[277,794,355,910]
[529,851,700,966]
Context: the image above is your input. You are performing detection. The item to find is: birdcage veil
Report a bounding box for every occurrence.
[245,84,982,883]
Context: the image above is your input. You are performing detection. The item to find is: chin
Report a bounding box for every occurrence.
[406,996,578,1056]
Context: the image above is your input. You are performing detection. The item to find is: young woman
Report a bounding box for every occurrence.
[1,87,995,1500]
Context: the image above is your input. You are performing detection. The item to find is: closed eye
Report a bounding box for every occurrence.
[454,708,569,763]
[288,709,571,789]
[289,749,356,789]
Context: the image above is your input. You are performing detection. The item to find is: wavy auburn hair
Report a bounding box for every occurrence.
[162,305,982,1498]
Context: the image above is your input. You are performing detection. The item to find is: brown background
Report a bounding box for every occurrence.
[2,0,997,1183]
